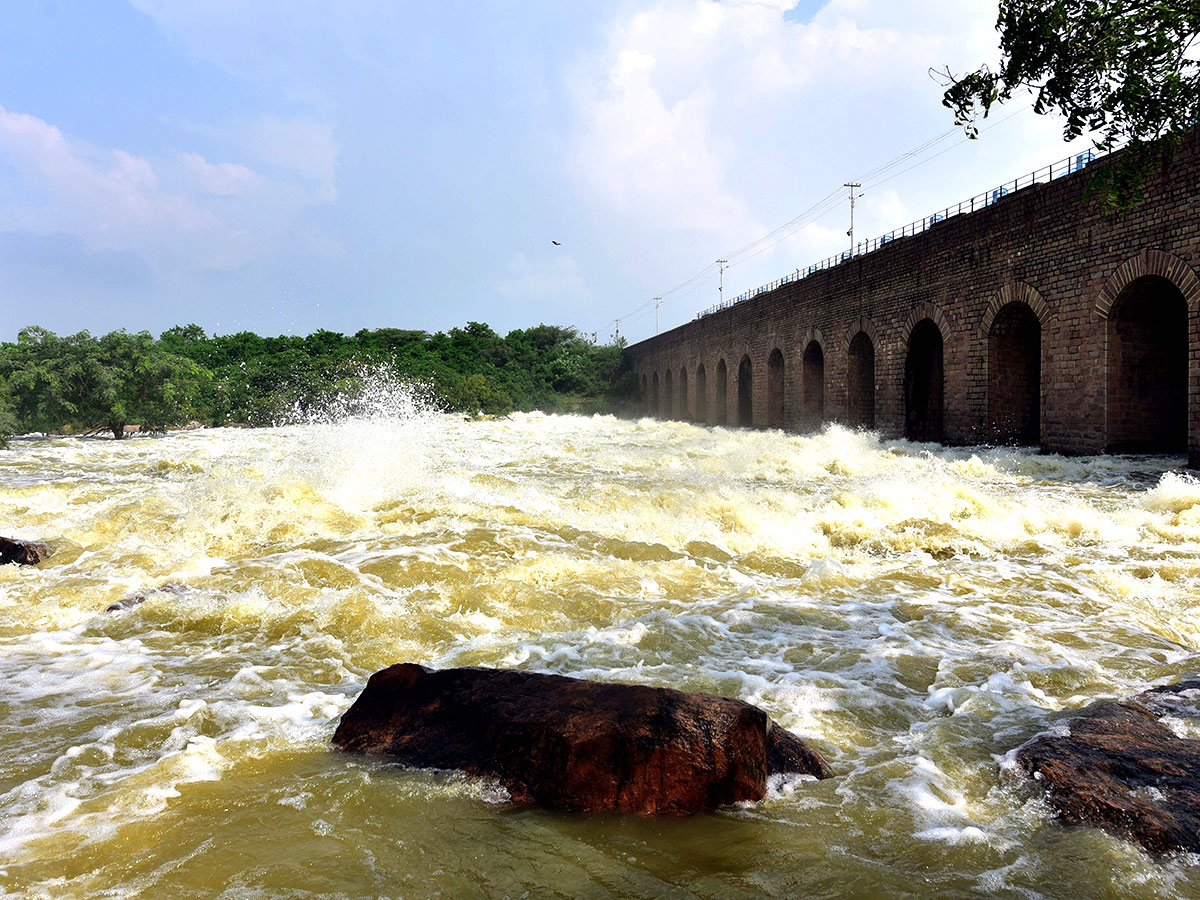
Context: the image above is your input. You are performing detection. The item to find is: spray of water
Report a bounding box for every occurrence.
[7,413,1200,897]
[270,367,446,512]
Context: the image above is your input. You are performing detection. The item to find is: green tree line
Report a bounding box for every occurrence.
[0,323,636,445]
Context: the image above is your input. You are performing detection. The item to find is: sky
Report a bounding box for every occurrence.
[0,0,1096,345]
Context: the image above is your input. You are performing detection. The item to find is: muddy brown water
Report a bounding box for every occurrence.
[3,403,1200,898]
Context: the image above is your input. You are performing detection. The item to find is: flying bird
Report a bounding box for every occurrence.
[551,240,561,246]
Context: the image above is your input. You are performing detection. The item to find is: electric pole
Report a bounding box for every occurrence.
[654,297,662,334]
[844,182,862,254]
[717,259,728,305]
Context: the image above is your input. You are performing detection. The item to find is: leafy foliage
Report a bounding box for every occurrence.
[0,322,634,440]
[3,328,205,438]
[0,377,16,449]
[941,1,1200,210]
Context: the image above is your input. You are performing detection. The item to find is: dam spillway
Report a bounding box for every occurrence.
[625,133,1200,465]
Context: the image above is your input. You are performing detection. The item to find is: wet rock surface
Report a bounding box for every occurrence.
[105,583,190,612]
[1014,678,1200,855]
[0,537,50,566]
[333,663,832,814]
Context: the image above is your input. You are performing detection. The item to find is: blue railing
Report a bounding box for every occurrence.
[695,150,1099,319]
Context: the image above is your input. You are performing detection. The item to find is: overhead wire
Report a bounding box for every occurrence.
[723,125,971,271]
[613,105,1035,333]
[720,107,1030,273]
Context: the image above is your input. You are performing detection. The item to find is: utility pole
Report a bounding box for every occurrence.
[717,259,728,305]
[844,182,862,254]
[654,297,662,334]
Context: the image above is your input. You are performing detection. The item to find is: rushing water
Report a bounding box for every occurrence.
[3,395,1200,899]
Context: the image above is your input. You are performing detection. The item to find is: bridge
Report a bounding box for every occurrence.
[624,131,1200,465]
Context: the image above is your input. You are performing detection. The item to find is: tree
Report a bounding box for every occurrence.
[942,1,1200,210]
[7,328,205,438]
[97,331,207,437]
[159,323,207,352]
[0,320,635,433]
[0,377,17,448]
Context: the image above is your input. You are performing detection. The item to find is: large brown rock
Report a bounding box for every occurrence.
[333,664,832,814]
[1014,678,1200,855]
[0,537,50,566]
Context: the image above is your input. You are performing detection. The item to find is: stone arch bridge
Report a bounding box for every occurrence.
[624,133,1200,466]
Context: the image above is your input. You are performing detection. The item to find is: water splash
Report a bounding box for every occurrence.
[270,368,445,513]
[3,414,1200,897]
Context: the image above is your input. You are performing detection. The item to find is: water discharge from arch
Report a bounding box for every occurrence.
[847,331,875,429]
[1107,275,1188,453]
[988,302,1040,446]
[802,341,825,432]
[737,355,753,427]
[905,319,944,442]
[767,349,785,429]
[715,358,728,424]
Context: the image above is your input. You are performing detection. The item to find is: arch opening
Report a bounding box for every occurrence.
[651,371,660,418]
[801,341,825,431]
[904,320,944,442]
[766,349,785,429]
[1106,275,1188,453]
[663,369,673,420]
[696,364,708,424]
[987,302,1041,445]
[715,359,728,425]
[678,367,688,419]
[737,355,753,427]
[640,374,648,415]
[847,332,875,429]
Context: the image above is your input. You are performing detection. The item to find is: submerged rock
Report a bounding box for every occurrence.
[0,537,50,566]
[105,582,189,612]
[1014,678,1200,855]
[333,663,832,814]
[106,594,147,612]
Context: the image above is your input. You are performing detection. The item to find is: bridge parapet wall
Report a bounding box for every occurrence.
[626,133,1200,462]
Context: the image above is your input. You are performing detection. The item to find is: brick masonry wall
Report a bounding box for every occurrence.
[625,132,1200,464]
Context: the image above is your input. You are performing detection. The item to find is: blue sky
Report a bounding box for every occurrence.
[0,1,1093,344]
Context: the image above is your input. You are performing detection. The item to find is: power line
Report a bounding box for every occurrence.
[720,109,1030,272]
[860,107,1026,192]
[614,107,1034,334]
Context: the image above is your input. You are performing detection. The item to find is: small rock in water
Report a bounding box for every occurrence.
[106,594,147,612]
[105,582,189,613]
[0,537,50,566]
[1014,678,1200,855]
[333,663,832,815]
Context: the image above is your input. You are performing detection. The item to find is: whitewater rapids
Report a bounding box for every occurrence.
[2,402,1200,898]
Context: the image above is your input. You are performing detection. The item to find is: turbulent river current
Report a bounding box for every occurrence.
[4,395,1200,899]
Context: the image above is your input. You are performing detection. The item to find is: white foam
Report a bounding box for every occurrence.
[5,410,1200,891]
[914,825,990,845]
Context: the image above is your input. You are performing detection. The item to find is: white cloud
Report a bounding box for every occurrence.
[570,0,1097,334]
[574,46,757,241]
[0,104,338,279]
[241,116,339,201]
[181,153,266,197]
[495,253,587,302]
[0,105,212,237]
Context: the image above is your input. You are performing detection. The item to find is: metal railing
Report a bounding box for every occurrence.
[695,149,1101,319]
